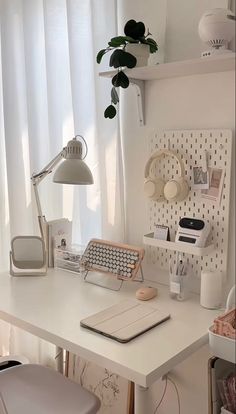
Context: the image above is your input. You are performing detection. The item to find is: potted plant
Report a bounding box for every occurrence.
[97,19,158,119]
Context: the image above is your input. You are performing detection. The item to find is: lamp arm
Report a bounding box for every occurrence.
[31,149,66,185]
[31,148,66,239]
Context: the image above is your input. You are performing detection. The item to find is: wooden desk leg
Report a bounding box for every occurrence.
[134,384,152,414]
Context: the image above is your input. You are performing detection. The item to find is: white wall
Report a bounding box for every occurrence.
[122,71,235,292]
[118,2,235,413]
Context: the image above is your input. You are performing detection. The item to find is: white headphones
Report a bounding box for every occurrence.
[144,149,189,202]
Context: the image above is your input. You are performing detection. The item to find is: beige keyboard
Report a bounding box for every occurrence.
[81,239,145,281]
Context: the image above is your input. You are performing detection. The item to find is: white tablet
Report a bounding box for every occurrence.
[80,300,170,343]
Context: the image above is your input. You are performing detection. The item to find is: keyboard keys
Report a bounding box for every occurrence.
[82,240,143,280]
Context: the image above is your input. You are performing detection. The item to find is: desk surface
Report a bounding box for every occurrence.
[0,269,220,387]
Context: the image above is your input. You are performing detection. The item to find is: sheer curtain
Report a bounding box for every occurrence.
[0,0,124,364]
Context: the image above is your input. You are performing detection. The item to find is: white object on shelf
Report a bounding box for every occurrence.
[175,217,211,247]
[143,233,214,256]
[198,8,235,57]
[99,54,235,81]
[208,326,235,364]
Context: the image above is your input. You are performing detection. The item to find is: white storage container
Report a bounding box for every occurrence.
[209,326,235,364]
[209,285,236,364]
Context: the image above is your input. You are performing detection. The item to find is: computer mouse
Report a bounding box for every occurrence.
[135,286,158,301]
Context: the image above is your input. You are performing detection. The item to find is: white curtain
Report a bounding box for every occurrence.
[0,0,124,364]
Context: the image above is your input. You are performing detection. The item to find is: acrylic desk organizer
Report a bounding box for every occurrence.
[80,238,145,291]
[54,245,84,273]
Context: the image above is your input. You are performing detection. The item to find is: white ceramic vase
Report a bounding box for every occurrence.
[125,43,150,67]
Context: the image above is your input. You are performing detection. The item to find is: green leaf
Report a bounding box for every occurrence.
[112,71,129,88]
[124,20,145,39]
[123,36,138,43]
[123,51,137,68]
[145,37,157,45]
[104,105,117,119]
[108,36,127,47]
[142,38,158,53]
[109,49,136,69]
[96,49,107,64]
[111,87,119,104]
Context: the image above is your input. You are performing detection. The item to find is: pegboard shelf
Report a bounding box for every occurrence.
[99,54,235,81]
[143,233,214,256]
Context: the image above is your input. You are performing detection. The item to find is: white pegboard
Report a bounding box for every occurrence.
[146,129,233,278]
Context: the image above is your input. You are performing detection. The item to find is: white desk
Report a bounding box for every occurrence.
[0,269,220,413]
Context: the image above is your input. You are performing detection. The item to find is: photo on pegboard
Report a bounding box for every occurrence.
[192,166,209,190]
[201,168,225,205]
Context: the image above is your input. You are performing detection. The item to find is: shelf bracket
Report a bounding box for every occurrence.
[130,78,145,127]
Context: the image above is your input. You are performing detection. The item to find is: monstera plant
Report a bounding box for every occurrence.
[97,19,158,119]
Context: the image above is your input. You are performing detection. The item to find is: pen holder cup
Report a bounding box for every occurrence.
[169,264,190,301]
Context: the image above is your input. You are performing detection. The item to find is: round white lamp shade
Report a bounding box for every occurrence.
[53,159,93,185]
[198,8,235,56]
[53,138,93,185]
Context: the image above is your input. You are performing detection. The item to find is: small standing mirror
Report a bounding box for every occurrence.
[10,236,47,276]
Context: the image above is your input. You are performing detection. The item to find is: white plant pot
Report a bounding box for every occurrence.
[125,43,150,67]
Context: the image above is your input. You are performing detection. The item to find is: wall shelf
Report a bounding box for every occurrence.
[99,54,235,126]
[143,233,214,257]
[99,54,235,81]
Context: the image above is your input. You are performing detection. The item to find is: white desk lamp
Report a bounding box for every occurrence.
[31,135,93,241]
[10,135,93,276]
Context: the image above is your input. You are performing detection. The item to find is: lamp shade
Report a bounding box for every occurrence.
[53,137,93,185]
[53,159,93,184]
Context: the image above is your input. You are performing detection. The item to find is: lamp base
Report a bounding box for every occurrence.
[201,48,234,58]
